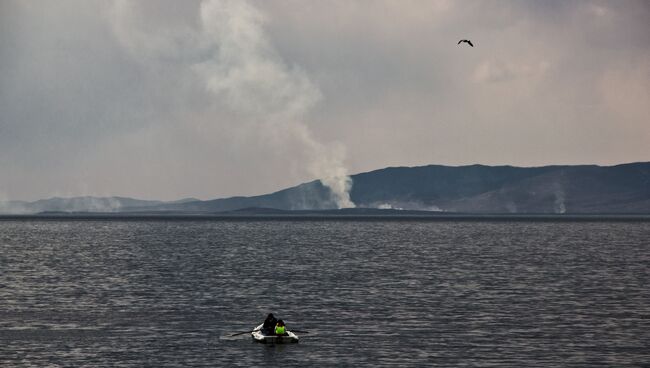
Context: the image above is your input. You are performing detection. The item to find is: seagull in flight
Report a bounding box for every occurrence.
[458,39,474,47]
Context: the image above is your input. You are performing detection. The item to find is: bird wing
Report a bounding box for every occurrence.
[458,40,463,44]
[467,40,474,47]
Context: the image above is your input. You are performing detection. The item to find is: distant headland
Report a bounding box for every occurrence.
[2,162,649,215]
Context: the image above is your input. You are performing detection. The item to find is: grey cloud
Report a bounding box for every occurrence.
[1,0,648,201]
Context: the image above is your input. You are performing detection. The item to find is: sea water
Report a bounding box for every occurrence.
[1,219,648,367]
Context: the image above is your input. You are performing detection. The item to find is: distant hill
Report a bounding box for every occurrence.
[0,196,163,214]
[348,162,650,213]
[2,162,648,214]
[151,162,650,214]
[132,181,336,213]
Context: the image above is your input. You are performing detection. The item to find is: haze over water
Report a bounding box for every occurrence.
[1,219,648,366]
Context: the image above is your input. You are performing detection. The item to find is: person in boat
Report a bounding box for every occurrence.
[261,313,277,335]
[275,319,287,336]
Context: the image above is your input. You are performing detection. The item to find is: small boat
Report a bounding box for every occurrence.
[251,324,299,344]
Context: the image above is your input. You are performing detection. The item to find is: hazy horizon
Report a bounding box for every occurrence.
[1,160,648,203]
[2,0,649,202]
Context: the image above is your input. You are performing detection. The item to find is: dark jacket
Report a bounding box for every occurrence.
[262,314,277,334]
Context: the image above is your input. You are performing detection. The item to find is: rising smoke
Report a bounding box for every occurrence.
[553,182,566,214]
[111,0,355,208]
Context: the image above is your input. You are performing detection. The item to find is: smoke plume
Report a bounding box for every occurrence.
[110,0,355,208]
[553,182,566,214]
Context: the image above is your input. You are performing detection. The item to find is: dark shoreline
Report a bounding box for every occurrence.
[1,211,649,222]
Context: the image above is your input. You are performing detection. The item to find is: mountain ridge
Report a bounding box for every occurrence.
[1,162,648,214]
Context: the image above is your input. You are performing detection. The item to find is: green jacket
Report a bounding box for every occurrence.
[275,325,286,335]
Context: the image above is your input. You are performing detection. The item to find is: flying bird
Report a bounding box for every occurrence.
[458,39,474,47]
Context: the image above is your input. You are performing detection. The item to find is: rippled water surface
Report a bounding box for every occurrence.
[1,219,649,367]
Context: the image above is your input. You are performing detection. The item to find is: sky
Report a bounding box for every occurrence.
[1,0,649,202]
